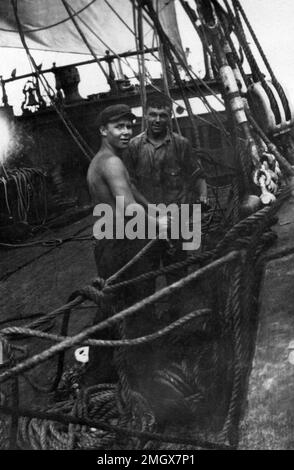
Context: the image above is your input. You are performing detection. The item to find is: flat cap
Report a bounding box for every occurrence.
[98,104,136,126]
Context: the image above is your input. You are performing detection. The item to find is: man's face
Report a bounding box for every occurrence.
[146,106,171,137]
[101,119,133,151]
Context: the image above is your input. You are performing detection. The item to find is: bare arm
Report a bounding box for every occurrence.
[103,156,138,207]
[103,157,169,233]
[123,143,150,208]
[130,183,150,209]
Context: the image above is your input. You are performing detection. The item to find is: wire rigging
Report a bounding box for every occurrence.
[60,0,109,81]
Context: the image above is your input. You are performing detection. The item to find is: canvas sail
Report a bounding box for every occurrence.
[0,0,186,60]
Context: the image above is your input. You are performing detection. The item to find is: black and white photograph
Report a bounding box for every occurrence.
[0,0,294,455]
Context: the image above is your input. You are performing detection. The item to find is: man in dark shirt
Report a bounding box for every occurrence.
[123,94,207,320]
[123,93,207,207]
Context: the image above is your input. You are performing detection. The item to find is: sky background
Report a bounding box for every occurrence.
[0,0,294,115]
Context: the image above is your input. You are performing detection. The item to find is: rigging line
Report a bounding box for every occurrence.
[187,12,225,106]
[222,0,250,88]
[233,0,276,82]
[151,21,159,55]
[107,0,156,35]
[19,64,89,156]
[0,160,9,179]
[177,42,228,134]
[65,4,141,81]
[143,0,173,39]
[173,49,226,108]
[142,1,201,147]
[134,0,147,126]
[187,7,244,140]
[154,1,183,137]
[104,0,160,65]
[1,48,159,85]
[1,177,12,217]
[183,65,227,117]
[228,0,282,124]
[182,77,230,140]
[68,0,157,83]
[141,44,227,136]
[151,1,160,54]
[13,173,25,217]
[180,0,214,61]
[159,42,182,136]
[104,0,135,36]
[11,0,94,161]
[0,0,97,33]
[61,0,109,81]
[142,1,229,141]
[140,2,227,133]
[233,0,291,119]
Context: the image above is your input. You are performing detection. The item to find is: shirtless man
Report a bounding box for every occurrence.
[88,105,147,213]
[86,104,168,384]
[87,103,168,280]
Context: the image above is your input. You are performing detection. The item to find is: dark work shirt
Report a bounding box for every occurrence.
[123,131,205,205]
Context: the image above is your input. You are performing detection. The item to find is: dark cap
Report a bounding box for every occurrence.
[98,104,136,126]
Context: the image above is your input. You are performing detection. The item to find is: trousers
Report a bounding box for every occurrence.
[85,237,188,387]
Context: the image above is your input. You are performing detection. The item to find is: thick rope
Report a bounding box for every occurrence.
[220,258,244,447]
[0,403,231,450]
[0,251,239,385]
[2,309,211,348]
[106,238,159,285]
[1,185,288,340]
[1,184,290,450]
[225,0,281,124]
[246,111,294,176]
[233,0,291,120]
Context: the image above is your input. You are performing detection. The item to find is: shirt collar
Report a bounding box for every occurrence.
[143,130,172,147]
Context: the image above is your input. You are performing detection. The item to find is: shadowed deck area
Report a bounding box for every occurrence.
[2,195,294,448]
[0,214,98,407]
[240,196,294,449]
[0,215,96,324]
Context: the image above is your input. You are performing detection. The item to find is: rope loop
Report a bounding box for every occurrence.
[92,277,107,290]
[69,285,106,305]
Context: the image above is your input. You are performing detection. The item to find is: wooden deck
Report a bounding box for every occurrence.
[0,214,98,408]
[2,197,294,448]
[0,214,96,324]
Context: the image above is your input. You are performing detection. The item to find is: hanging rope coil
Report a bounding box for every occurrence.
[1,2,293,450]
[0,168,47,224]
[0,183,290,450]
